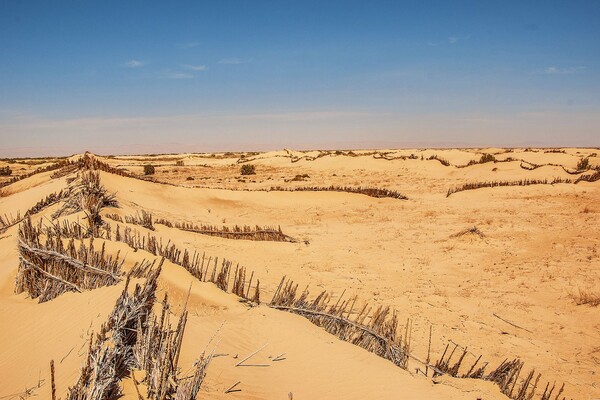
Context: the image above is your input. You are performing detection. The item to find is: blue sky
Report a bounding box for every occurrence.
[1,1,599,156]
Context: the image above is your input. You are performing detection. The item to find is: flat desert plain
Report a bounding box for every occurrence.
[0,148,599,399]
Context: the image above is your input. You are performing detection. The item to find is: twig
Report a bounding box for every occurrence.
[50,360,56,400]
[224,381,241,393]
[131,370,145,400]
[60,346,74,363]
[19,239,121,279]
[235,343,268,367]
[492,313,533,333]
[19,257,82,292]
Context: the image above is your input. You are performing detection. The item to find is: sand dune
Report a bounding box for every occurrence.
[0,148,598,399]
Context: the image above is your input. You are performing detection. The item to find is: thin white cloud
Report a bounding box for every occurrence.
[165,72,194,79]
[179,42,200,49]
[218,58,246,65]
[123,59,144,68]
[182,64,208,71]
[0,111,384,131]
[426,35,469,46]
[543,66,586,75]
[448,35,469,44]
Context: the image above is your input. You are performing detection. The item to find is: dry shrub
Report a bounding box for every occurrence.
[575,168,600,183]
[0,166,12,176]
[270,185,408,200]
[116,210,154,230]
[571,288,600,306]
[240,164,256,175]
[66,261,213,400]
[427,154,451,166]
[144,164,155,175]
[15,216,123,302]
[451,226,485,238]
[53,171,118,235]
[577,157,590,171]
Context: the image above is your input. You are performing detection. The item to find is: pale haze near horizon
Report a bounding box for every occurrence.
[1,1,599,157]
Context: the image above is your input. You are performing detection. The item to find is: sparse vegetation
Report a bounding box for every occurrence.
[269,185,408,200]
[15,216,122,302]
[575,168,600,183]
[479,153,496,163]
[289,173,310,182]
[0,159,73,189]
[577,157,590,171]
[53,170,118,235]
[447,177,572,197]
[66,261,213,399]
[107,210,154,230]
[451,226,485,238]
[144,164,156,175]
[571,289,600,306]
[176,160,184,166]
[1,150,579,400]
[155,218,298,242]
[427,155,451,166]
[240,164,256,175]
[0,166,12,176]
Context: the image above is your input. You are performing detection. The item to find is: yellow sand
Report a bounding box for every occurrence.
[0,148,598,399]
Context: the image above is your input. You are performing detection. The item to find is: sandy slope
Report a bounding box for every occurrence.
[0,148,598,399]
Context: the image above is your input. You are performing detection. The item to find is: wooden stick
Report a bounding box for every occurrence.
[224,381,241,393]
[19,240,121,279]
[50,360,56,400]
[131,370,145,400]
[426,325,432,377]
[19,257,82,292]
[492,313,533,333]
[235,343,268,367]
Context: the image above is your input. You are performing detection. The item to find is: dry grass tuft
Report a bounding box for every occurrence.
[571,289,600,306]
[53,171,118,235]
[107,210,154,230]
[451,226,485,238]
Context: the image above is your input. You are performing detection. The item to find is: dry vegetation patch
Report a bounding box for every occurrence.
[570,288,600,306]
[155,218,298,242]
[269,185,408,200]
[447,178,572,197]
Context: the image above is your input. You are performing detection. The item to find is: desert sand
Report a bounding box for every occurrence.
[0,148,599,399]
